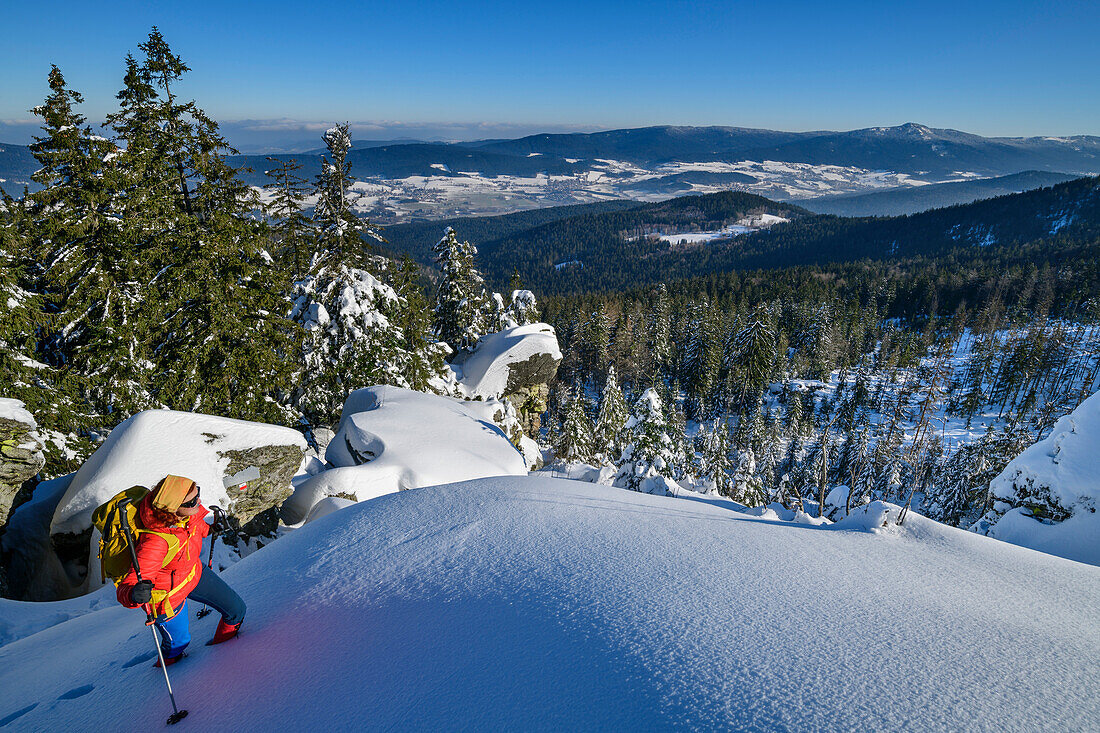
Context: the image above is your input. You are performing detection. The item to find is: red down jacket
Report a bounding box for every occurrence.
[117,491,210,619]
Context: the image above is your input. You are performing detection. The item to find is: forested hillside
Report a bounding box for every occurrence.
[429,176,1098,294]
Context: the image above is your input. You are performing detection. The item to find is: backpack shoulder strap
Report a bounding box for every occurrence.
[136,528,183,569]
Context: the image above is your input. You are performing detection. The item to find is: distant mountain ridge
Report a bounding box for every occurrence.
[802,171,1079,217]
[5,122,1099,205]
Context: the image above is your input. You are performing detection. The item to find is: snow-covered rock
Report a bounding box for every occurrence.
[50,411,307,537]
[0,398,44,534]
[302,496,355,525]
[280,387,526,523]
[1,477,1097,730]
[973,390,1100,565]
[456,323,561,400]
[452,323,561,439]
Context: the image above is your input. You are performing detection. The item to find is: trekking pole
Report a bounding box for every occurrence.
[118,498,189,726]
[197,507,223,619]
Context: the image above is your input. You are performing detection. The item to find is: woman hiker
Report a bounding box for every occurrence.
[117,474,246,666]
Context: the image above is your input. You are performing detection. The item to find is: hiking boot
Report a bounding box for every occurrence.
[154,652,186,668]
[206,619,242,646]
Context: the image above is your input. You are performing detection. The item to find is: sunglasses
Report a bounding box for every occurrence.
[179,486,201,508]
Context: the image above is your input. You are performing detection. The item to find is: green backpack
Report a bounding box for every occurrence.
[92,486,182,585]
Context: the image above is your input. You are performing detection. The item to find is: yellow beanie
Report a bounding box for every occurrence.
[152,475,197,512]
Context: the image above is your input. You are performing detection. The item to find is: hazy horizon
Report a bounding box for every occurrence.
[3,1,1098,148]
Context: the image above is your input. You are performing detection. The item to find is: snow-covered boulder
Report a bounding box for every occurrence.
[51,410,307,537]
[453,323,562,437]
[972,390,1100,566]
[457,323,561,400]
[303,496,355,525]
[281,386,526,523]
[0,398,44,534]
[3,477,1098,730]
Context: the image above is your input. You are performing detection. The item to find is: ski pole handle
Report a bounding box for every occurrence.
[207,507,223,569]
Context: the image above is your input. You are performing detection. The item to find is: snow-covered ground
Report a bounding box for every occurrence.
[1,476,1097,730]
[654,213,789,244]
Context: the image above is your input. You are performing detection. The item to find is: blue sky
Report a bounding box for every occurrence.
[2,0,1097,149]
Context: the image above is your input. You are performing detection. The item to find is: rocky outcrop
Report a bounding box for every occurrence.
[455,324,562,439]
[220,444,305,527]
[0,398,44,535]
[504,383,550,438]
[16,410,309,600]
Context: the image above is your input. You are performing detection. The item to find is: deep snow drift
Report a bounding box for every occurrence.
[281,386,526,523]
[2,476,1097,731]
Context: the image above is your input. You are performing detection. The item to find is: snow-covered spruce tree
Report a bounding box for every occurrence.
[727,308,776,410]
[731,446,766,506]
[107,30,298,423]
[697,419,733,496]
[805,304,834,380]
[508,289,540,327]
[928,424,1034,527]
[615,387,676,492]
[0,196,48,412]
[392,255,451,393]
[682,299,721,420]
[292,125,402,426]
[647,283,671,380]
[485,292,512,334]
[433,227,488,355]
[555,386,595,463]
[665,390,695,481]
[593,365,629,464]
[3,191,92,475]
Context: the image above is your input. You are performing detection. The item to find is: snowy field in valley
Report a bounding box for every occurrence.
[0,476,1097,731]
[252,159,957,223]
[654,213,789,244]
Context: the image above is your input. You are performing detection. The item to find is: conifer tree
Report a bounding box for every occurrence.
[508,289,540,327]
[105,30,299,421]
[647,284,671,379]
[0,195,48,411]
[682,299,721,419]
[615,388,676,491]
[731,446,766,506]
[665,392,694,480]
[286,122,397,425]
[593,365,629,464]
[433,227,488,354]
[698,419,733,496]
[264,157,313,277]
[485,292,512,333]
[391,255,451,393]
[555,386,595,463]
[29,63,156,419]
[728,308,776,409]
[312,123,384,262]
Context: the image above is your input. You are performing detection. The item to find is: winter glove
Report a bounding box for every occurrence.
[130,579,154,605]
[209,508,228,535]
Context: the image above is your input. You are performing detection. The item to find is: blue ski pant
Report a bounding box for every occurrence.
[154,566,246,658]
